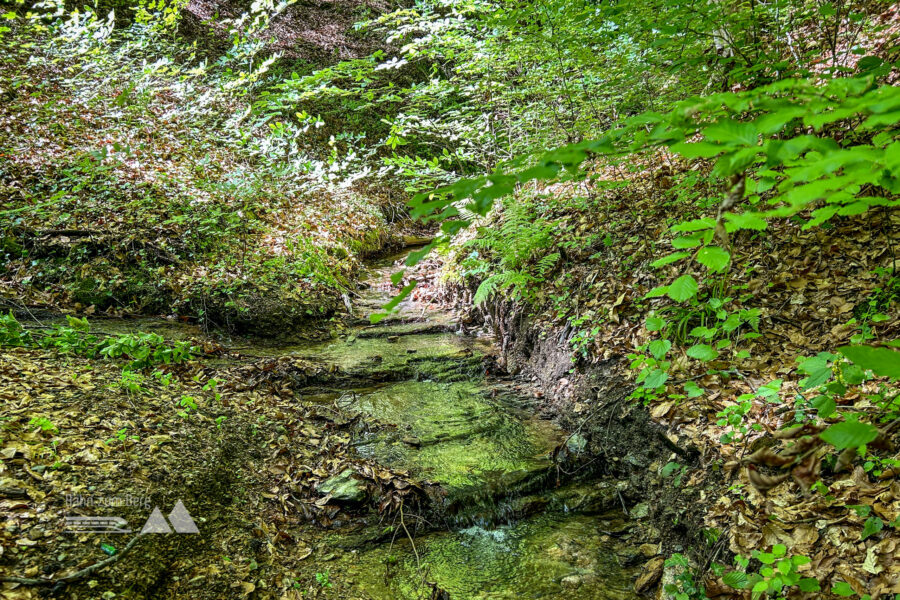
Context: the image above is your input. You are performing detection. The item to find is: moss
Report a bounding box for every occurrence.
[347,381,564,500]
[336,512,640,600]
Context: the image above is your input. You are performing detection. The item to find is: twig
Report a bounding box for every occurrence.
[1,533,143,586]
[617,489,629,517]
[657,429,690,458]
[399,502,421,574]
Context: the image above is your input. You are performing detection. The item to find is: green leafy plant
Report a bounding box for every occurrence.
[315,570,332,589]
[0,313,198,370]
[112,371,149,396]
[663,553,707,600]
[723,545,820,597]
[28,416,58,434]
[661,461,689,487]
[0,311,33,346]
[716,399,757,444]
[105,426,139,446]
[177,395,198,418]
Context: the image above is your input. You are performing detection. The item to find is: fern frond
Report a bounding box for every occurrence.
[536,252,560,275]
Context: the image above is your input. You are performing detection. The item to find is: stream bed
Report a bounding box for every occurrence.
[42,251,642,599]
[284,252,642,599]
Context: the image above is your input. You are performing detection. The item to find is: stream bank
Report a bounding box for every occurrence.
[448,289,724,594]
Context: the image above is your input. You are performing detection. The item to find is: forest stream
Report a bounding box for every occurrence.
[300,251,642,599]
[33,249,644,600]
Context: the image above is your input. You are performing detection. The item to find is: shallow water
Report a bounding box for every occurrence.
[32,250,640,599]
[350,380,564,498]
[338,512,638,600]
[318,252,639,599]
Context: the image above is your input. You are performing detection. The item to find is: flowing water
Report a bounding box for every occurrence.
[292,252,641,599]
[44,250,641,599]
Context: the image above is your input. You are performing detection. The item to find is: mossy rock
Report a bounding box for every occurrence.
[317,469,366,502]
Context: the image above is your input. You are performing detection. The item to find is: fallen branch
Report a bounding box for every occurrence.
[1,534,143,586]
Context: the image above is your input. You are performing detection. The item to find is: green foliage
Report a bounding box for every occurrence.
[461,197,560,306]
[661,461,689,487]
[839,345,900,379]
[315,570,332,589]
[112,371,149,396]
[629,293,759,407]
[1,2,370,327]
[28,416,58,434]
[663,553,707,600]
[860,516,884,541]
[819,419,879,450]
[716,399,757,444]
[105,426,139,446]
[177,395,198,418]
[409,77,900,275]
[0,313,198,369]
[724,546,821,598]
[0,311,33,346]
[666,275,699,303]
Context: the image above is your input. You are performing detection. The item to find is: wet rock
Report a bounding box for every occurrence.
[403,235,434,246]
[560,574,582,588]
[317,469,366,502]
[625,452,649,468]
[505,494,550,519]
[550,481,618,514]
[643,525,662,542]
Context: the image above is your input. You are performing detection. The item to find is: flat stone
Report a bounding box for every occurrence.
[317,469,366,502]
[634,556,664,593]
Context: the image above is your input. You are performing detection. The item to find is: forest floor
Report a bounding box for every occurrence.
[0,271,447,600]
[1,253,648,600]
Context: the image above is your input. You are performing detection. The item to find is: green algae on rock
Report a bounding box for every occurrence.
[318,469,367,503]
[348,381,564,504]
[336,512,640,600]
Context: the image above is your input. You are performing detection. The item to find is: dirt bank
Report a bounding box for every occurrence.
[453,292,716,594]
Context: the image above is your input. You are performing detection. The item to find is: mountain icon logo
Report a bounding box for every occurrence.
[140,501,199,534]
